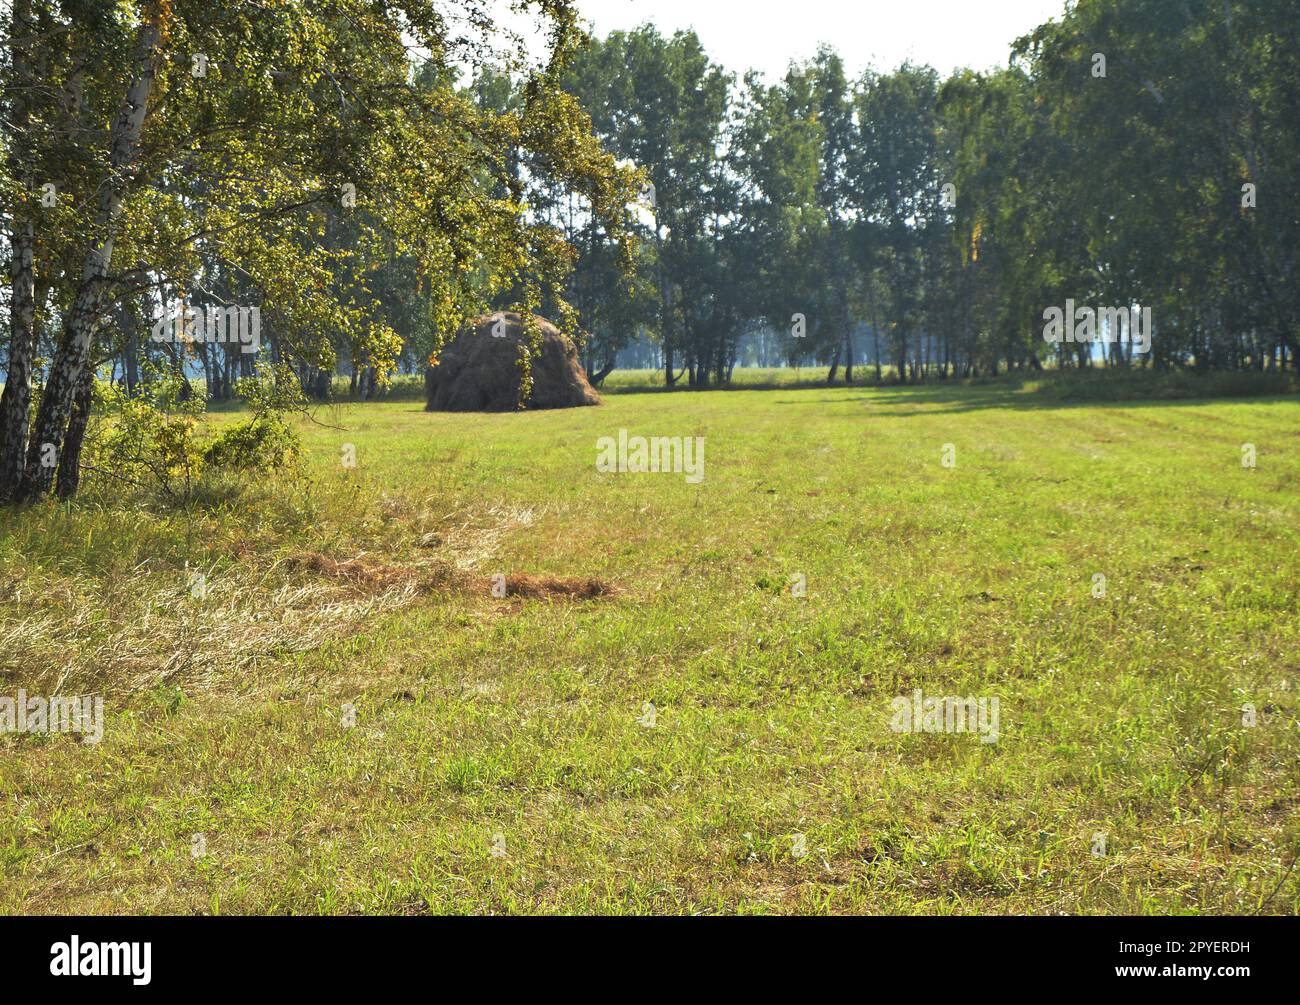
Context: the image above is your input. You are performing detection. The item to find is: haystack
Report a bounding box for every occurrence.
[424,311,602,412]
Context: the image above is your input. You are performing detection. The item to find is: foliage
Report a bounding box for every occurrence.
[87,362,305,498]
[202,413,300,472]
[91,371,207,498]
[203,365,304,472]
[540,1,1299,385]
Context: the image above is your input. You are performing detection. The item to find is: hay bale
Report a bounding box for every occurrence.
[424,311,602,412]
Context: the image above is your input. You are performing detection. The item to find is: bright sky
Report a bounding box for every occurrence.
[571,0,1067,79]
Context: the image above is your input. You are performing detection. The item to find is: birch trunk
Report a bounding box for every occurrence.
[17,14,161,501]
[0,0,37,500]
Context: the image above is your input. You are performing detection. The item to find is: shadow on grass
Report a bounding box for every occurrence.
[607,370,1299,414]
[851,384,1298,417]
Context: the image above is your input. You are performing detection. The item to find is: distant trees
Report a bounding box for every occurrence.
[1014,0,1298,372]
[550,0,1298,385]
[557,26,734,386]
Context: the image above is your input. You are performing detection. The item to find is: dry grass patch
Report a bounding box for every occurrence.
[498,574,615,600]
[0,568,424,699]
[281,551,424,592]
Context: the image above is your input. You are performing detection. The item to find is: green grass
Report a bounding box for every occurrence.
[1,381,1297,914]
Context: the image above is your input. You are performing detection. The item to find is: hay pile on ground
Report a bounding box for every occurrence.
[424,311,602,412]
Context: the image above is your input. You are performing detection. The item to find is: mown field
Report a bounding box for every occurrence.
[1,379,1297,914]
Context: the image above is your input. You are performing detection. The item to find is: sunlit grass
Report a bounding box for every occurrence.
[1,382,1297,914]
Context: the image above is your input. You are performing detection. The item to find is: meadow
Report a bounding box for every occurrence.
[1,378,1297,914]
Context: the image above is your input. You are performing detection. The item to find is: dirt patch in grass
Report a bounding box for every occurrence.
[279,553,615,603]
[283,552,420,591]
[498,574,614,600]
[282,551,470,595]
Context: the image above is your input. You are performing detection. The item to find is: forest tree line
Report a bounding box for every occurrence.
[1,0,1297,505]
[543,0,1298,386]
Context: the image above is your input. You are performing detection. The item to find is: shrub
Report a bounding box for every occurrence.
[84,363,304,502]
[92,373,207,497]
[203,413,300,471]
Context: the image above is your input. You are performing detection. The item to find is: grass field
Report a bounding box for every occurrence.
[2,380,1298,914]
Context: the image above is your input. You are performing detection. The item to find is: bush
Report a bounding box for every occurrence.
[84,363,304,502]
[91,374,207,497]
[203,364,304,472]
[203,413,300,471]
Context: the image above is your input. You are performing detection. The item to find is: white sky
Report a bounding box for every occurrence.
[570,0,1068,79]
